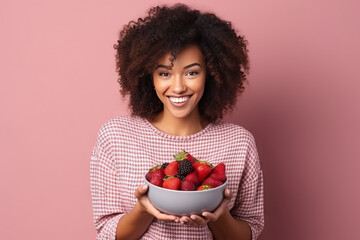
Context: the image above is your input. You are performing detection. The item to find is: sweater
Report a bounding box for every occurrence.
[90,115,264,240]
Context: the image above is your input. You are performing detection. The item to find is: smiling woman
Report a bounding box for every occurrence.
[90,3,264,240]
[151,45,206,136]
[114,4,249,123]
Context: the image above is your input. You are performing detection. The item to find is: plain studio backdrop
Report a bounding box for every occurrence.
[1,0,359,239]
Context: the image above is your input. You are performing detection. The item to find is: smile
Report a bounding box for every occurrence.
[169,96,190,103]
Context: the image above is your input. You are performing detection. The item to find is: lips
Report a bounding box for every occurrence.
[168,95,192,107]
[169,96,189,103]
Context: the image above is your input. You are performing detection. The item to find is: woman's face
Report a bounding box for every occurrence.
[152,45,206,120]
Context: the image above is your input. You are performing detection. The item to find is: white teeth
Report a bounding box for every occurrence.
[169,96,189,103]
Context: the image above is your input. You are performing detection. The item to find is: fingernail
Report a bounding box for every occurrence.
[142,184,148,190]
[190,216,196,220]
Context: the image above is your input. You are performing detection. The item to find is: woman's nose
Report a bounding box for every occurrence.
[172,75,186,93]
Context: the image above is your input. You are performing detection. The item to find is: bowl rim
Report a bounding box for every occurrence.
[144,176,227,194]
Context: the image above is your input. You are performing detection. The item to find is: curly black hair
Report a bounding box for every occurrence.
[114,3,249,123]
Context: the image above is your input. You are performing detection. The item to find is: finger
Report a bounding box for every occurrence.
[134,184,148,198]
[189,214,209,226]
[147,206,179,222]
[156,212,179,222]
[179,216,191,224]
[201,211,216,221]
[224,188,232,200]
[217,188,232,208]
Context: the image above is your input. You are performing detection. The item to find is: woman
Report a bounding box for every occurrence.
[90,4,264,240]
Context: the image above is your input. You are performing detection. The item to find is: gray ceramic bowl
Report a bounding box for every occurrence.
[145,177,227,216]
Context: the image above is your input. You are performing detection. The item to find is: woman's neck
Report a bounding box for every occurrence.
[149,111,207,136]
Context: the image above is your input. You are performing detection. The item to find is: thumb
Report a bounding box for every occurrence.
[134,184,148,199]
[224,188,232,201]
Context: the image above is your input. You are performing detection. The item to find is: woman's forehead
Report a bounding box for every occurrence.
[156,45,204,68]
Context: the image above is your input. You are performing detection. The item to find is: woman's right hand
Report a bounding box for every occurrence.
[134,184,180,222]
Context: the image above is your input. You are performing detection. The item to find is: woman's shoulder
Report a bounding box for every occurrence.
[210,121,256,143]
[102,115,142,126]
[97,115,146,137]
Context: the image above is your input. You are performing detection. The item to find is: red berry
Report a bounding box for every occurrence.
[184,171,200,187]
[202,177,223,188]
[153,168,165,178]
[150,175,164,187]
[163,177,181,190]
[196,185,212,191]
[146,172,153,181]
[211,163,226,182]
[181,180,196,191]
[193,161,213,182]
[174,150,195,163]
[147,165,164,181]
[186,153,195,163]
[164,161,179,176]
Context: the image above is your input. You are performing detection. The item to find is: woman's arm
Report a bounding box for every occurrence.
[115,201,154,240]
[206,204,252,240]
[116,184,180,240]
[179,189,251,240]
[208,216,251,240]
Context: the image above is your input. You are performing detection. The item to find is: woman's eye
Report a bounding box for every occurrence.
[186,71,198,76]
[159,72,170,77]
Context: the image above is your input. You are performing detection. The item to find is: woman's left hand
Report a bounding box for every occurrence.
[178,188,232,226]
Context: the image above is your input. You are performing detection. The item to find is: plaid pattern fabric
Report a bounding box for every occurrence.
[90,116,264,240]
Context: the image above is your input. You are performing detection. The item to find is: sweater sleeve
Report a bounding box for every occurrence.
[231,133,264,240]
[90,127,124,240]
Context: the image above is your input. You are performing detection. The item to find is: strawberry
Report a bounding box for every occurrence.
[193,161,213,182]
[196,185,212,191]
[147,165,164,181]
[211,163,226,182]
[163,176,181,190]
[202,177,223,188]
[150,175,164,187]
[174,150,195,163]
[164,161,179,176]
[186,154,195,163]
[184,171,200,187]
[181,180,196,191]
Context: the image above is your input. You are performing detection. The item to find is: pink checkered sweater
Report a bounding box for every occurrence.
[90,116,264,240]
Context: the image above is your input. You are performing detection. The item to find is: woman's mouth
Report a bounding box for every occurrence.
[168,96,191,107]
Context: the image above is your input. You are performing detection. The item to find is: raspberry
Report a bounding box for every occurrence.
[178,159,193,176]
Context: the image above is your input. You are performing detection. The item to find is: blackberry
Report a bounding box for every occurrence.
[175,174,185,181]
[162,162,169,169]
[178,159,193,176]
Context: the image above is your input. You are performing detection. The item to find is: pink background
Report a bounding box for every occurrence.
[1,0,359,239]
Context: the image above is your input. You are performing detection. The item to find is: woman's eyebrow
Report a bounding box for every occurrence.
[155,64,171,70]
[155,62,201,70]
[184,63,201,69]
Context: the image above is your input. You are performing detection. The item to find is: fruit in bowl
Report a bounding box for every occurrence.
[145,150,227,216]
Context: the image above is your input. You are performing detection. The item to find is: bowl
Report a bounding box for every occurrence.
[145,177,227,216]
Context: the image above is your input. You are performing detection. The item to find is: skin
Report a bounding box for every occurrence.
[151,44,207,136]
[115,45,252,240]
